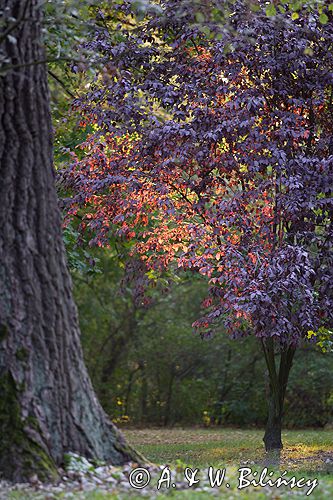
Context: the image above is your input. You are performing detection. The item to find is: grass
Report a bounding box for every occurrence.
[123,427,333,473]
[120,427,333,498]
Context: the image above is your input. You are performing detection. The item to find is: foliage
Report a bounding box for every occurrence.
[307,327,333,353]
[63,0,333,349]
[63,222,102,274]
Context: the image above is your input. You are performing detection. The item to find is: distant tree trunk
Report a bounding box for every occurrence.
[164,370,175,427]
[214,348,232,425]
[124,365,141,416]
[139,362,148,424]
[100,311,138,386]
[0,0,141,482]
[262,339,295,451]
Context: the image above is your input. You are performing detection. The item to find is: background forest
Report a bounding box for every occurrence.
[73,252,333,429]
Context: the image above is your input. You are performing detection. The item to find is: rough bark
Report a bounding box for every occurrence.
[0,0,142,482]
[262,339,295,451]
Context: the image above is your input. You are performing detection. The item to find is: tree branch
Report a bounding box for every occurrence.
[48,69,76,99]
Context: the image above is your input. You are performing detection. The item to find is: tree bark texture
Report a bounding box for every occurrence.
[0,0,141,482]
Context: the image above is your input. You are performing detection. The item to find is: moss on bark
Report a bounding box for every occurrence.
[0,323,8,341]
[0,372,59,482]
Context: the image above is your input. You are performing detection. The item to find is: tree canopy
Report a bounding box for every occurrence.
[65,0,333,346]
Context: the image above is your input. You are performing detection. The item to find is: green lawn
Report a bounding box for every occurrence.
[123,427,333,472]
[121,428,333,499]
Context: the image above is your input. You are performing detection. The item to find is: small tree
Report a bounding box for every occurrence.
[65,1,333,451]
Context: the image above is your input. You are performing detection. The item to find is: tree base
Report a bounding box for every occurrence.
[0,372,59,482]
[263,424,283,452]
[0,370,146,482]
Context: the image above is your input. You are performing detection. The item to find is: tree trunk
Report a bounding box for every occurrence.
[163,370,175,427]
[140,363,148,424]
[124,366,141,416]
[0,0,141,482]
[263,382,283,450]
[261,339,295,452]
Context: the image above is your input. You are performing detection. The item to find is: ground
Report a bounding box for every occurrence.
[123,428,333,472]
[0,428,332,499]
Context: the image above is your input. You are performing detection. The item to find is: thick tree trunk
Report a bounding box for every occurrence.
[261,339,296,452]
[0,0,141,482]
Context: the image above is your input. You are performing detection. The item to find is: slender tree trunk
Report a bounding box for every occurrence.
[0,0,141,482]
[140,363,148,424]
[214,348,232,425]
[261,339,295,451]
[264,382,283,450]
[164,370,175,427]
[124,366,140,416]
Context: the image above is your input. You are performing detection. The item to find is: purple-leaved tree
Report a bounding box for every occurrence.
[64,1,333,451]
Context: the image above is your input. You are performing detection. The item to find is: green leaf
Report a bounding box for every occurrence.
[201,26,212,37]
[291,12,299,20]
[291,1,301,11]
[195,12,205,23]
[265,4,277,17]
[319,13,329,24]
[250,3,261,13]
